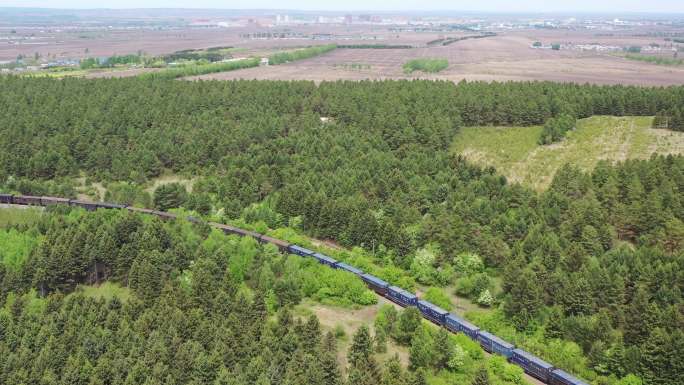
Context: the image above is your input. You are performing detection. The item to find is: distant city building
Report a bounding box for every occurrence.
[276,14,291,25]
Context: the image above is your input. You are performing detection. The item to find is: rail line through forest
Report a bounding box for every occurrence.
[0,193,586,385]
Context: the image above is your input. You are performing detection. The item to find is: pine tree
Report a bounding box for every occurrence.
[394,307,422,345]
[561,276,593,316]
[374,326,388,353]
[544,306,564,339]
[471,366,491,385]
[624,286,657,345]
[153,182,187,211]
[504,268,543,330]
[302,315,322,353]
[380,355,406,385]
[433,328,453,370]
[639,328,676,385]
[320,348,341,385]
[348,326,373,368]
[410,369,428,385]
[408,326,433,370]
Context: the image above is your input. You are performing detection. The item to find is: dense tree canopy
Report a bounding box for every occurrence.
[0,208,418,385]
[0,77,683,384]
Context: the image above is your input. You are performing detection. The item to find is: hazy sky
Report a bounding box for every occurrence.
[2,0,684,13]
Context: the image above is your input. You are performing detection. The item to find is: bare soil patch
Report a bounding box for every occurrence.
[296,297,409,370]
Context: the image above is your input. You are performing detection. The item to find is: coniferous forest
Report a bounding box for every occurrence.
[0,76,683,385]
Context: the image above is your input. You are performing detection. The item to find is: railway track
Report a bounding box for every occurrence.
[0,193,587,385]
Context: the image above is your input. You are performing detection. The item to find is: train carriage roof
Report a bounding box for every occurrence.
[478,331,514,348]
[289,245,315,256]
[514,349,554,369]
[388,286,417,299]
[552,369,589,385]
[361,273,388,287]
[313,252,337,264]
[336,262,363,274]
[417,300,448,315]
[445,314,480,331]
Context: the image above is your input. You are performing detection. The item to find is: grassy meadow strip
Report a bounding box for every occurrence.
[267,44,337,65]
[139,57,260,80]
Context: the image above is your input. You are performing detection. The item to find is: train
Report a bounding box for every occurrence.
[0,193,589,385]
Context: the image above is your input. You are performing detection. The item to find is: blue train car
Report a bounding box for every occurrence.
[550,369,589,385]
[417,300,448,325]
[476,331,514,358]
[288,245,315,257]
[386,286,417,307]
[0,194,14,204]
[511,349,554,383]
[445,314,480,339]
[361,273,389,295]
[336,262,363,276]
[312,252,338,267]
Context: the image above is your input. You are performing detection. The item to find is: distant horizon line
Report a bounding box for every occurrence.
[1,6,683,15]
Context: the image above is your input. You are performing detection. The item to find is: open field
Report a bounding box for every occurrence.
[192,31,684,85]
[3,12,683,85]
[0,24,441,62]
[451,116,684,190]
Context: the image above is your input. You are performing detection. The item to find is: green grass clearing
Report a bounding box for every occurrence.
[144,174,196,194]
[0,228,40,271]
[0,207,43,228]
[73,282,133,302]
[451,116,684,190]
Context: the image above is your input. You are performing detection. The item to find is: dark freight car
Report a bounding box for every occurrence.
[477,330,514,358]
[210,223,242,236]
[70,200,99,211]
[361,273,389,295]
[97,202,127,210]
[511,349,554,383]
[151,210,178,221]
[41,197,70,206]
[417,300,448,325]
[335,262,363,276]
[259,235,290,251]
[127,207,156,215]
[230,227,262,240]
[387,286,417,307]
[445,314,480,339]
[14,195,42,206]
[0,194,14,204]
[550,369,589,385]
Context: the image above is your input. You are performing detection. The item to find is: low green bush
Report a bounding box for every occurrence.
[402,58,449,74]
